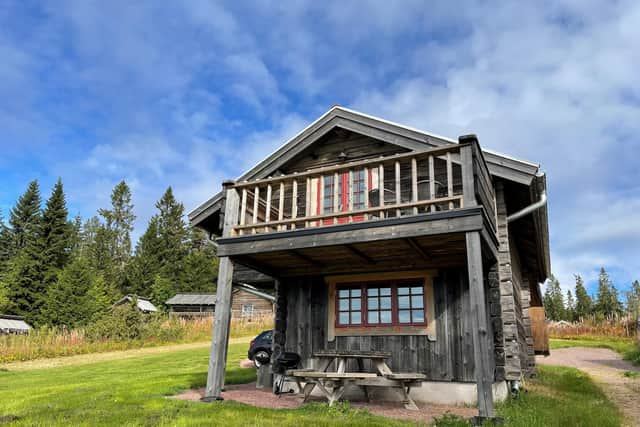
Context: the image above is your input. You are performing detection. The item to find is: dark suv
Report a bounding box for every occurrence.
[248,330,272,367]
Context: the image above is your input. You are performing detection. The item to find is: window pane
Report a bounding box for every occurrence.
[412,309,425,323]
[368,288,378,297]
[411,286,423,294]
[368,311,379,324]
[339,312,349,324]
[380,311,392,323]
[398,296,410,309]
[380,297,391,309]
[352,312,361,324]
[398,310,411,323]
[397,286,410,295]
[339,289,349,298]
[411,295,424,309]
[380,288,391,296]
[368,297,378,310]
[339,299,349,311]
[351,289,361,297]
[351,298,361,310]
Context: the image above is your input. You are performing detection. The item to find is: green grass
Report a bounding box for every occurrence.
[550,335,640,365]
[0,344,625,426]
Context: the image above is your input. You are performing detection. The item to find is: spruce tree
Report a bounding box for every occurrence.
[42,257,94,327]
[543,275,565,321]
[0,209,12,264]
[99,181,135,271]
[156,187,188,281]
[565,290,575,322]
[5,181,46,325]
[595,268,622,318]
[126,216,162,295]
[41,179,72,274]
[9,180,42,251]
[574,274,593,321]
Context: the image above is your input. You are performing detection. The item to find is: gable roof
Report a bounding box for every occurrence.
[189,106,541,229]
[0,314,31,333]
[166,293,216,306]
[113,295,158,313]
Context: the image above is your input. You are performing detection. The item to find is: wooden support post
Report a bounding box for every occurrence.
[460,143,476,208]
[466,231,495,419]
[239,188,247,236]
[203,181,239,402]
[348,170,354,223]
[305,177,311,228]
[319,175,325,218]
[363,167,369,220]
[411,158,418,215]
[378,164,385,218]
[428,155,435,213]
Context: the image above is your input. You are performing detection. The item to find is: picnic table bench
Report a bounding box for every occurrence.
[288,350,426,410]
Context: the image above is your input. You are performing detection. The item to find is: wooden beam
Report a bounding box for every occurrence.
[345,244,376,265]
[406,238,430,261]
[290,249,325,268]
[460,144,476,208]
[466,231,495,418]
[204,182,239,401]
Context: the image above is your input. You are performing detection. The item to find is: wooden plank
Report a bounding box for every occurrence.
[466,231,495,418]
[406,238,430,261]
[252,186,260,234]
[429,155,436,213]
[447,152,454,210]
[278,182,285,231]
[348,170,354,223]
[411,157,418,215]
[395,161,401,216]
[290,250,325,268]
[333,172,339,224]
[292,179,298,230]
[305,177,311,228]
[378,164,385,208]
[345,244,376,264]
[239,188,248,235]
[204,184,239,400]
[363,166,369,220]
[265,184,272,233]
[319,174,325,219]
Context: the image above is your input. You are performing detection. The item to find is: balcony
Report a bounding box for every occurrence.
[216,138,499,276]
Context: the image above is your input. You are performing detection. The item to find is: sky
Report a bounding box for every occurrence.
[0,0,638,297]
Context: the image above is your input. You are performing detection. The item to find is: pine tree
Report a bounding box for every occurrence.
[574,274,593,321]
[9,180,42,251]
[42,257,95,327]
[41,179,72,275]
[565,290,575,322]
[543,274,565,321]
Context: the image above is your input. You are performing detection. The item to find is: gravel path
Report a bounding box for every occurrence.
[537,347,640,426]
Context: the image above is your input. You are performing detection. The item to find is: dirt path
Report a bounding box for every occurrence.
[537,347,640,426]
[1,337,250,371]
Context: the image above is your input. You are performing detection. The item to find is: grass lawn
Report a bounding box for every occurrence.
[0,343,624,426]
[550,335,640,365]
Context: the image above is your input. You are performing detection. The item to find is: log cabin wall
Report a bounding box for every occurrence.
[279,268,479,383]
[231,289,274,314]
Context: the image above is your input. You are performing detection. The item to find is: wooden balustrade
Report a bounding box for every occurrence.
[228,142,496,236]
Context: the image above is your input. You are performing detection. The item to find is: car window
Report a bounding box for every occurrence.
[262,331,273,340]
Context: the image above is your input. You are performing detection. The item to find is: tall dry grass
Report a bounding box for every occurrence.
[0,314,273,364]
[548,318,637,339]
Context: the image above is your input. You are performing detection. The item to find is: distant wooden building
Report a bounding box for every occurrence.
[113,295,159,313]
[0,314,31,335]
[166,287,275,319]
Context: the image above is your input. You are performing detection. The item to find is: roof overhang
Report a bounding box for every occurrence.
[189,106,541,234]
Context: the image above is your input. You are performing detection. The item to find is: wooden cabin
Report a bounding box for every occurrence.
[166,289,274,319]
[0,314,31,335]
[113,295,158,313]
[189,107,551,418]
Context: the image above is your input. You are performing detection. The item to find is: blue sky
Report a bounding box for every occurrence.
[0,1,638,296]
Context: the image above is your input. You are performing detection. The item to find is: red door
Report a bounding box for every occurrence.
[317,170,370,225]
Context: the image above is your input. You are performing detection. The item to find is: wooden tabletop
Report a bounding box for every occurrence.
[313,350,391,359]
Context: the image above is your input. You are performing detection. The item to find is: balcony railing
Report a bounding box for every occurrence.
[226,140,496,237]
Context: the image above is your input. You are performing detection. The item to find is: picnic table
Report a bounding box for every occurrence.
[289,350,425,410]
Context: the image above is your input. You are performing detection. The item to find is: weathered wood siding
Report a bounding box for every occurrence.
[280,268,480,382]
[231,289,274,314]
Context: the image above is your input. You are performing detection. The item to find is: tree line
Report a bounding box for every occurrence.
[0,179,217,328]
[543,268,640,322]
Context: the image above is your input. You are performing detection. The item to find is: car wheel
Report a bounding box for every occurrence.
[253,350,270,367]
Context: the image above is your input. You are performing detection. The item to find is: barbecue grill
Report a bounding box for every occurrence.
[274,352,301,395]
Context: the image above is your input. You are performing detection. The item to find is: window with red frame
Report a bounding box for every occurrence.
[336,280,426,327]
